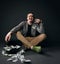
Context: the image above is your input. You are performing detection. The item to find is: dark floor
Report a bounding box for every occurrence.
[0,41,60,64]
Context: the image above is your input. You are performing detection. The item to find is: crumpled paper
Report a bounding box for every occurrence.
[2,45,31,63]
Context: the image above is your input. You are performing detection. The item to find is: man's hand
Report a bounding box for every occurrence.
[35,19,42,24]
[5,32,12,42]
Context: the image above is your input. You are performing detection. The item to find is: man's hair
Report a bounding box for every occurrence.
[27,12,35,18]
[27,13,33,16]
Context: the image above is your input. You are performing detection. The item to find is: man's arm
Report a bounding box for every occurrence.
[5,22,24,42]
[30,21,46,46]
[10,21,24,34]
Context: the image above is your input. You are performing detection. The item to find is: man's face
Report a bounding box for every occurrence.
[27,13,34,23]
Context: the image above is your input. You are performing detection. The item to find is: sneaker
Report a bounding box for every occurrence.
[32,46,41,53]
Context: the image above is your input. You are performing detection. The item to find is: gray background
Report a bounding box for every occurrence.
[0,0,60,64]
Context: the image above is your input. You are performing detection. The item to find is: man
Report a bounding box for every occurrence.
[5,13,46,53]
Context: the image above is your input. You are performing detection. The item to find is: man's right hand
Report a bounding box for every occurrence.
[5,32,12,42]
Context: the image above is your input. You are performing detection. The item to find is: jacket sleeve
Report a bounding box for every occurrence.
[36,22,45,34]
[10,21,24,33]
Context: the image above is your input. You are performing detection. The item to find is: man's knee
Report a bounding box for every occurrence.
[40,34,47,39]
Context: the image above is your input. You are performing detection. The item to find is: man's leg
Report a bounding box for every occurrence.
[25,37,35,42]
[16,31,46,47]
[30,34,46,46]
[25,34,46,47]
[16,31,46,53]
[16,31,32,48]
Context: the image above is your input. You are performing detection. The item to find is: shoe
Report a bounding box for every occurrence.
[32,46,41,53]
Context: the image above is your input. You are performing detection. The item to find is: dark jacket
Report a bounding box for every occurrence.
[10,21,45,37]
